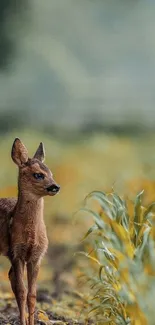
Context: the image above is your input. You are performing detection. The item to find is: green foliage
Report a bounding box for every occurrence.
[78,190,155,325]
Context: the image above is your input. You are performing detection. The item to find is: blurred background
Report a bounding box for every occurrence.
[1,0,155,135]
[1,0,155,322]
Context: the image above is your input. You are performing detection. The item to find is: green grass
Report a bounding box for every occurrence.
[78,190,155,325]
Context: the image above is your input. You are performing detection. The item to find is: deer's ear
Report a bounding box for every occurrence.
[33,142,45,162]
[11,138,28,167]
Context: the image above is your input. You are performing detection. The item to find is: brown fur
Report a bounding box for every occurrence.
[0,139,60,325]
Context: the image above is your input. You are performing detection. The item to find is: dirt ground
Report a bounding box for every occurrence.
[0,244,90,325]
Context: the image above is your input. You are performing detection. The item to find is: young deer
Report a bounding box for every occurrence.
[0,138,60,325]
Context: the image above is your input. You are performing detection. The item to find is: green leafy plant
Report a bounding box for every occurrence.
[76,190,155,325]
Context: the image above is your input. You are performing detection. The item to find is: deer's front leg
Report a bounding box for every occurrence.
[27,261,40,325]
[9,259,27,325]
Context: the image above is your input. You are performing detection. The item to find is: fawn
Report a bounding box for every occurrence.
[0,138,60,325]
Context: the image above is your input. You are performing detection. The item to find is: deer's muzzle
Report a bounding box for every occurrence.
[46,184,60,195]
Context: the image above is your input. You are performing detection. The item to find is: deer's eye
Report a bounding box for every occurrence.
[33,173,45,180]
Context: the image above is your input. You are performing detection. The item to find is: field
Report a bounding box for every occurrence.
[0,130,155,324]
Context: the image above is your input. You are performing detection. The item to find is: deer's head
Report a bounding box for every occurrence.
[11,138,60,198]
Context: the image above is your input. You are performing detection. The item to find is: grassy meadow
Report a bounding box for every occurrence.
[0,130,155,324]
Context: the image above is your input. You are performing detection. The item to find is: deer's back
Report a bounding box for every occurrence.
[0,197,17,255]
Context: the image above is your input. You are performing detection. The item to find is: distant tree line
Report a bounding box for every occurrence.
[0,0,28,70]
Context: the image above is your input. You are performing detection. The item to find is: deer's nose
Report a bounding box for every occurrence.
[46,184,60,193]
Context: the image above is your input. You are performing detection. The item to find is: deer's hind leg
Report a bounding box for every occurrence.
[9,261,28,325]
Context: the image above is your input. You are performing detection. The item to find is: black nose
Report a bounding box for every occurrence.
[46,184,60,193]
